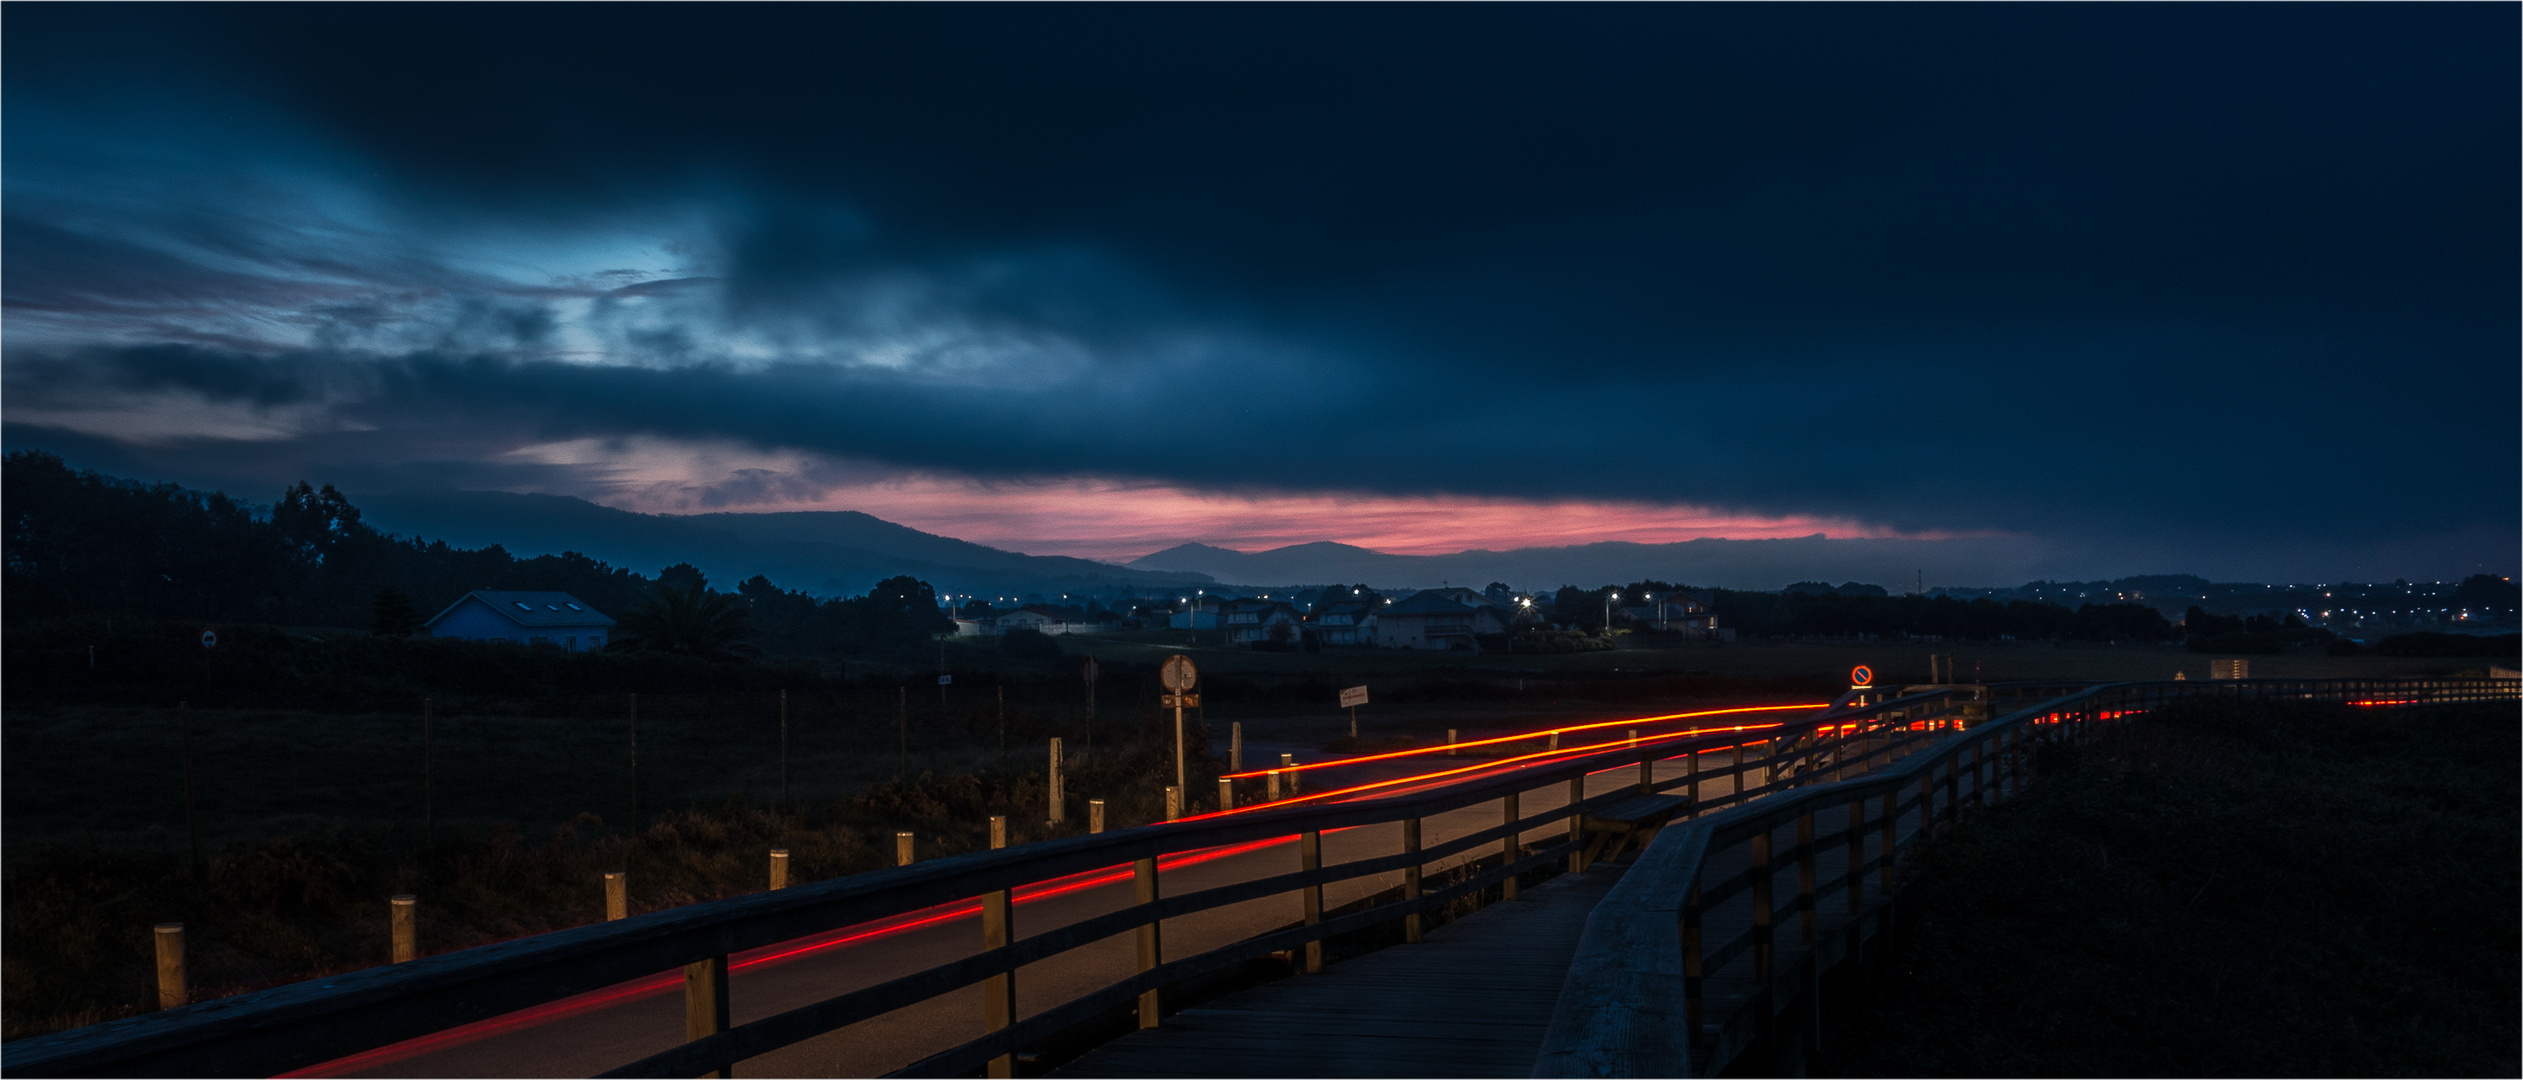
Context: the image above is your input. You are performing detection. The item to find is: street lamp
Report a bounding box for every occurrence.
[1605,591,1619,633]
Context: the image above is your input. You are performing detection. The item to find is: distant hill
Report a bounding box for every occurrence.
[1130,534,2070,592]
[353,490,1210,597]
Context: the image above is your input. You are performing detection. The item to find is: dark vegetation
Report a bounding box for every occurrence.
[2,451,950,662]
[1,715,1221,1041]
[2375,630,2523,658]
[1812,699,2520,1077]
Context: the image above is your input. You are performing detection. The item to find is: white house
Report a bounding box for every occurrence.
[425,590,616,651]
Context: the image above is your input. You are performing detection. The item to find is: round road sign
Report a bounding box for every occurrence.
[1161,654,1199,692]
[200,630,218,649]
[1849,665,1873,686]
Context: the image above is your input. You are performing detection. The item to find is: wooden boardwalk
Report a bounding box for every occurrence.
[1056,864,1628,1077]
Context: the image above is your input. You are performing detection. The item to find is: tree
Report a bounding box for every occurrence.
[370,586,422,637]
[610,575,761,659]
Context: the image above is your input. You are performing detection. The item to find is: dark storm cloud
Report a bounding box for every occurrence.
[3,4,2515,576]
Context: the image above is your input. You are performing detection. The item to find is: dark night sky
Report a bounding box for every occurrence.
[4,4,2514,582]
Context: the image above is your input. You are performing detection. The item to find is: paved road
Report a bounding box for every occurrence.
[319,737,1777,1078]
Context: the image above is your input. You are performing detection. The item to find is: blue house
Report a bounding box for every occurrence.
[425,590,616,651]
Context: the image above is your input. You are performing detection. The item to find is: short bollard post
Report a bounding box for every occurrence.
[1281,753,1299,794]
[1089,799,1107,834]
[684,953,731,1078]
[1164,785,1182,822]
[1300,830,1325,973]
[154,922,188,1009]
[1267,769,1282,801]
[983,816,1015,1078]
[1685,749,1701,816]
[605,871,629,921]
[896,831,916,866]
[769,849,789,891]
[1217,777,1234,811]
[390,894,418,963]
[1447,728,1458,756]
[1048,738,1065,825]
[1402,817,1424,944]
[1133,856,1161,1028]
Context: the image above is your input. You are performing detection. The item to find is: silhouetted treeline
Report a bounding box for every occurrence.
[2,452,947,660]
[2376,631,2522,658]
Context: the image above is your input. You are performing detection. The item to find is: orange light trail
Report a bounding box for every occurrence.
[1219,703,1826,779]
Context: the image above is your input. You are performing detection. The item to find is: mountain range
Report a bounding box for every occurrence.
[351,489,2085,597]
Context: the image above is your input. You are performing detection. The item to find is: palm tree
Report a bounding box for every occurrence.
[610,577,760,659]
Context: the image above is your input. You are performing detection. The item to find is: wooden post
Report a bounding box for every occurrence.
[1846,797,1866,917]
[154,922,187,1009]
[1048,738,1065,825]
[1750,828,1774,982]
[1796,811,1817,943]
[1685,749,1700,817]
[1267,769,1281,802]
[684,954,731,1078]
[391,895,418,963]
[1282,753,1298,795]
[983,816,1014,1079]
[769,849,789,891]
[1566,776,1585,872]
[1447,728,1458,756]
[1682,887,1704,1039]
[1731,741,1746,807]
[777,690,789,811]
[1635,730,1652,795]
[1229,722,1242,773]
[1919,771,1937,841]
[1942,749,1959,828]
[1878,790,1897,895]
[1089,799,1106,834]
[1548,731,1559,752]
[1300,829,1325,974]
[1503,791,1522,900]
[1402,817,1423,944]
[895,831,915,866]
[1217,777,1233,811]
[1164,785,1181,822]
[605,871,628,921]
[1134,856,1161,1027]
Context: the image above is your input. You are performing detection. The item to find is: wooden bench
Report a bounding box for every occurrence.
[1576,792,1692,869]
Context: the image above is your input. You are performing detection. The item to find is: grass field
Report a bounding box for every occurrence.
[1809,698,2521,1077]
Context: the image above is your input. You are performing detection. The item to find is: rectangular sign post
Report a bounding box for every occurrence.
[1340,685,1368,737]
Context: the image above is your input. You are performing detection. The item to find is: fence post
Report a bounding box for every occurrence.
[1090,799,1106,834]
[983,816,1014,1079]
[896,831,916,866]
[769,849,789,891]
[1685,748,1700,816]
[1796,811,1817,943]
[155,922,188,1009]
[1134,856,1161,1027]
[1751,827,1774,982]
[1048,738,1065,825]
[1301,830,1326,973]
[1217,777,1234,811]
[1919,770,1937,841]
[1402,817,1424,944]
[1165,785,1182,822]
[1635,730,1653,795]
[1503,791,1522,900]
[1447,728,1458,756]
[605,871,628,921]
[1230,722,1243,773]
[1267,769,1281,802]
[1847,796,1866,917]
[1282,753,1299,794]
[1567,776,1586,872]
[1682,885,1705,1041]
[390,895,418,963]
[1879,790,1898,896]
[684,954,730,1078]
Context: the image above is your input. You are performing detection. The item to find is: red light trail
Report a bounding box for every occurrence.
[1219,702,1825,779]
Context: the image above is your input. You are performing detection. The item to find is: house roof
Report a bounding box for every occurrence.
[427,590,617,629]
[1384,591,1487,616]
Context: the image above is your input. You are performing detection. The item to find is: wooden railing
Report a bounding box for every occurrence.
[1,691,1968,1079]
[1531,677,2520,1078]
